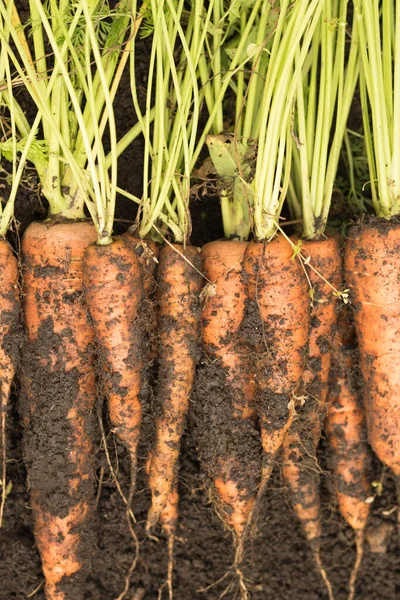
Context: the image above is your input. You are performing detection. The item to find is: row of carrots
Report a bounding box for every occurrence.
[1,0,400,598]
[0,222,397,599]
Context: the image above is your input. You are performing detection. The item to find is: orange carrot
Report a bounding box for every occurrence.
[20,220,97,600]
[345,222,400,483]
[242,236,309,491]
[201,241,256,421]
[281,238,341,538]
[281,237,341,600]
[83,237,144,502]
[147,243,202,531]
[0,240,20,527]
[326,305,370,600]
[198,240,259,543]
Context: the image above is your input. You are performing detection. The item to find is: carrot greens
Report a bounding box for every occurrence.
[287,0,360,239]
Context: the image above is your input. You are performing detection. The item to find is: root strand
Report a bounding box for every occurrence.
[348,531,364,600]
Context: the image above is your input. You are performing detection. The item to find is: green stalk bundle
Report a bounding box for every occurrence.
[288,0,359,239]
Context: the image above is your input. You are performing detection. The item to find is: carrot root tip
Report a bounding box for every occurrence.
[348,531,364,600]
[313,550,334,600]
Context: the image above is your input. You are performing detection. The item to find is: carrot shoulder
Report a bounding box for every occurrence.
[0,240,20,527]
[242,236,309,488]
[83,237,144,500]
[199,240,259,541]
[20,220,97,600]
[147,243,202,531]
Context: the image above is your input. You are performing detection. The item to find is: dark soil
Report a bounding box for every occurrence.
[2,388,400,600]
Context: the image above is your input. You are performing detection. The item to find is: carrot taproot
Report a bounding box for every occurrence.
[198,240,259,545]
[0,240,20,528]
[83,237,143,503]
[344,222,400,489]
[281,237,341,600]
[20,220,97,600]
[146,243,202,531]
[326,304,370,600]
[281,242,339,523]
[242,236,309,492]
[160,474,179,600]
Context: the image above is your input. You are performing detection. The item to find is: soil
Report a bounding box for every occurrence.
[2,11,400,600]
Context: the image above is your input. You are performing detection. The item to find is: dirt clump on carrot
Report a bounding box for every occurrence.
[83,237,144,506]
[242,237,309,489]
[20,220,98,600]
[196,240,260,552]
[195,362,261,532]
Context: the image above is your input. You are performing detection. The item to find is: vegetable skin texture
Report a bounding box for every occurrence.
[344,222,400,479]
[282,236,342,545]
[242,236,309,485]
[83,237,144,500]
[0,240,20,527]
[21,220,97,600]
[201,240,257,538]
[147,244,202,531]
[123,233,159,361]
[326,305,370,600]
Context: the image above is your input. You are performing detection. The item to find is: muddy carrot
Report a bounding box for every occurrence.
[21,220,98,600]
[281,236,341,600]
[326,305,370,600]
[345,224,400,483]
[199,240,259,544]
[0,240,20,528]
[83,237,143,502]
[242,236,309,492]
[146,243,202,531]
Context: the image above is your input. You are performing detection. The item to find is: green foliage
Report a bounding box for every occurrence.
[0,136,48,171]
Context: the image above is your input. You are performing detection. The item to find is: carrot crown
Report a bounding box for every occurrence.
[287,0,360,240]
[356,0,400,218]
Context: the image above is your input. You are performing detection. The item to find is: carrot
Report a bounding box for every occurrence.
[201,241,256,422]
[198,240,259,543]
[281,237,341,600]
[345,222,400,489]
[83,236,143,503]
[326,304,370,600]
[20,220,97,600]
[123,232,159,362]
[242,236,309,492]
[146,243,202,531]
[0,240,20,527]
